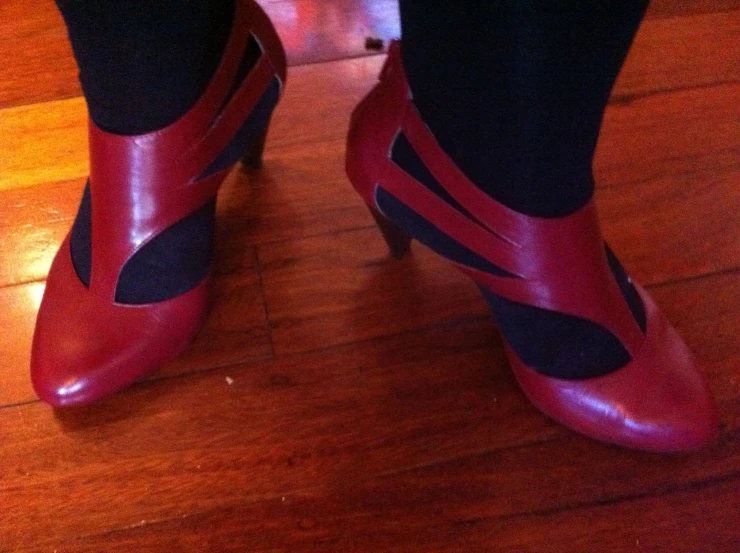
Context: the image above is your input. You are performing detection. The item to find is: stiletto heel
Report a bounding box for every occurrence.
[31,0,287,407]
[345,41,717,452]
[241,120,270,170]
[368,206,412,259]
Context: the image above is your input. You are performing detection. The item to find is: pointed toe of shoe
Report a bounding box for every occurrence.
[510,285,719,453]
[31,239,210,407]
[31,318,112,408]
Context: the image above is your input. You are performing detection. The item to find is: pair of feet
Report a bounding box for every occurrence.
[31,1,717,453]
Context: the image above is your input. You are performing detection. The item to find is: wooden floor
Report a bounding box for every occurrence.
[1,1,739,551]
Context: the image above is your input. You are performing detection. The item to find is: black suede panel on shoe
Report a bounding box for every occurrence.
[391,133,484,225]
[480,287,632,380]
[606,244,647,333]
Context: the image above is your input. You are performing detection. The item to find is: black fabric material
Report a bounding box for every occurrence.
[398,0,650,218]
[606,244,647,332]
[70,181,92,285]
[481,287,632,379]
[217,34,263,115]
[391,133,483,225]
[69,64,272,304]
[55,0,236,135]
[115,78,279,304]
[116,200,216,304]
[71,185,216,305]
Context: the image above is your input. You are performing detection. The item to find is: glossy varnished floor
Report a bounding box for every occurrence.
[0,1,739,551]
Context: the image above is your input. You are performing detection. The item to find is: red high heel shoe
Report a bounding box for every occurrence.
[346,42,718,452]
[31,0,286,407]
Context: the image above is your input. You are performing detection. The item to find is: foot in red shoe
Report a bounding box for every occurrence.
[345,42,718,452]
[32,0,286,407]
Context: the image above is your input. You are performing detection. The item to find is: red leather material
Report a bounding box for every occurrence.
[345,41,718,451]
[31,0,286,407]
[32,237,210,407]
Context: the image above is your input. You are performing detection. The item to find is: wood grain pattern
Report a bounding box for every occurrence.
[0,0,78,109]
[0,97,88,191]
[0,2,738,552]
[35,479,740,553]
[1,270,738,552]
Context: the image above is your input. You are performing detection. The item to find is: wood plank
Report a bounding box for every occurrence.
[598,165,740,286]
[596,82,740,187]
[647,0,740,18]
[0,97,89,191]
[259,225,487,355]
[617,10,740,98]
[0,281,44,406]
[0,321,543,549]
[262,0,399,66]
[0,0,79,109]
[0,177,82,287]
[1,264,737,550]
[37,473,740,553]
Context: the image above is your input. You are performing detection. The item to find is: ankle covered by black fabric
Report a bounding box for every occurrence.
[56,0,237,135]
[398,0,650,218]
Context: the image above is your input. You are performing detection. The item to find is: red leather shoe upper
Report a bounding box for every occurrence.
[346,41,718,451]
[88,0,285,301]
[31,0,286,407]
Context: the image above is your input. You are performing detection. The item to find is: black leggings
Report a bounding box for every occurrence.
[55,0,235,135]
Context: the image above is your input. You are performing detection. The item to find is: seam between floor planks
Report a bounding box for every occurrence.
[611,78,740,104]
[12,429,740,551]
[474,469,740,523]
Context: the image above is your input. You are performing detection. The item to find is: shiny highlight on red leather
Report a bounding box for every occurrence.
[346,41,718,452]
[31,0,286,407]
